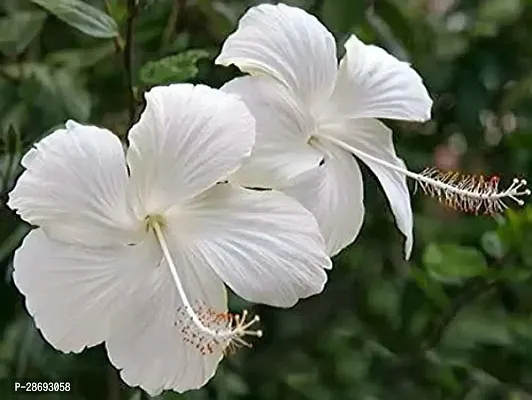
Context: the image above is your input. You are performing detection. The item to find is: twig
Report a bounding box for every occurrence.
[419,278,497,353]
[162,0,187,49]
[124,0,138,129]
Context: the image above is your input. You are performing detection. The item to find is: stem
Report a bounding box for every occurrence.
[162,0,186,49]
[420,278,496,352]
[322,134,527,202]
[151,222,232,340]
[124,0,138,129]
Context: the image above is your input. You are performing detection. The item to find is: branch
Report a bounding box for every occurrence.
[124,0,138,129]
[419,277,497,353]
[162,0,187,49]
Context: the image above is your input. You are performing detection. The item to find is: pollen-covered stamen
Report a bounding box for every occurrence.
[321,134,530,214]
[176,303,262,355]
[418,168,530,214]
[150,220,262,355]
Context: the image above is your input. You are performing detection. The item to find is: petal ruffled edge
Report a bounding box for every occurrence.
[175,183,331,308]
[126,84,255,217]
[7,121,138,247]
[216,3,338,108]
[13,229,159,353]
[329,34,432,122]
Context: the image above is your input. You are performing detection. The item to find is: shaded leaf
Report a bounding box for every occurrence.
[410,268,451,309]
[481,231,506,259]
[0,11,47,56]
[31,0,118,38]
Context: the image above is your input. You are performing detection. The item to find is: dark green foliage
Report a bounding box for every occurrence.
[0,0,532,399]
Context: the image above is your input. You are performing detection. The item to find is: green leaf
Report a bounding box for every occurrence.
[45,42,116,70]
[30,0,118,38]
[15,63,91,121]
[423,243,489,282]
[410,268,451,309]
[139,50,210,86]
[321,0,367,34]
[196,0,235,40]
[53,69,91,121]
[481,231,506,259]
[0,11,47,56]
[105,0,127,27]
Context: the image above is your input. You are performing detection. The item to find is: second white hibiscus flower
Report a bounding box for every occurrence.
[217,3,529,259]
[216,3,432,258]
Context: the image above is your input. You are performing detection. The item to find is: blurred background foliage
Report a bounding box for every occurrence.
[0,0,531,399]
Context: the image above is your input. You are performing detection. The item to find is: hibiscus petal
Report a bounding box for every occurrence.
[126,84,255,217]
[328,34,432,121]
[13,229,159,353]
[105,239,227,395]
[7,122,137,247]
[215,3,337,108]
[282,140,365,257]
[176,184,331,308]
[324,119,413,259]
[222,76,322,188]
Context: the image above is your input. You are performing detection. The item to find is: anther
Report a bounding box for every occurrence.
[417,168,530,214]
[175,303,262,356]
[151,221,263,357]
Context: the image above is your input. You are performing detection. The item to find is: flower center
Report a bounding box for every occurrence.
[148,218,262,355]
[144,214,165,231]
[307,135,318,147]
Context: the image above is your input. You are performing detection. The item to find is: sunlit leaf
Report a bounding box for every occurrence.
[139,50,210,86]
[423,243,489,282]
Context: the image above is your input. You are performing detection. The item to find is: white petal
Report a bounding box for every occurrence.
[7,122,138,247]
[175,184,331,307]
[216,3,337,108]
[222,76,322,188]
[106,237,227,395]
[282,140,365,257]
[324,119,413,259]
[13,229,159,353]
[328,34,432,121]
[126,84,255,217]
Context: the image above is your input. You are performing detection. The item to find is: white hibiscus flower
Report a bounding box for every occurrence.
[7,84,331,395]
[216,3,529,259]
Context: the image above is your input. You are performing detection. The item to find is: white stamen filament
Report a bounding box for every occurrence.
[151,221,262,350]
[322,134,530,211]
